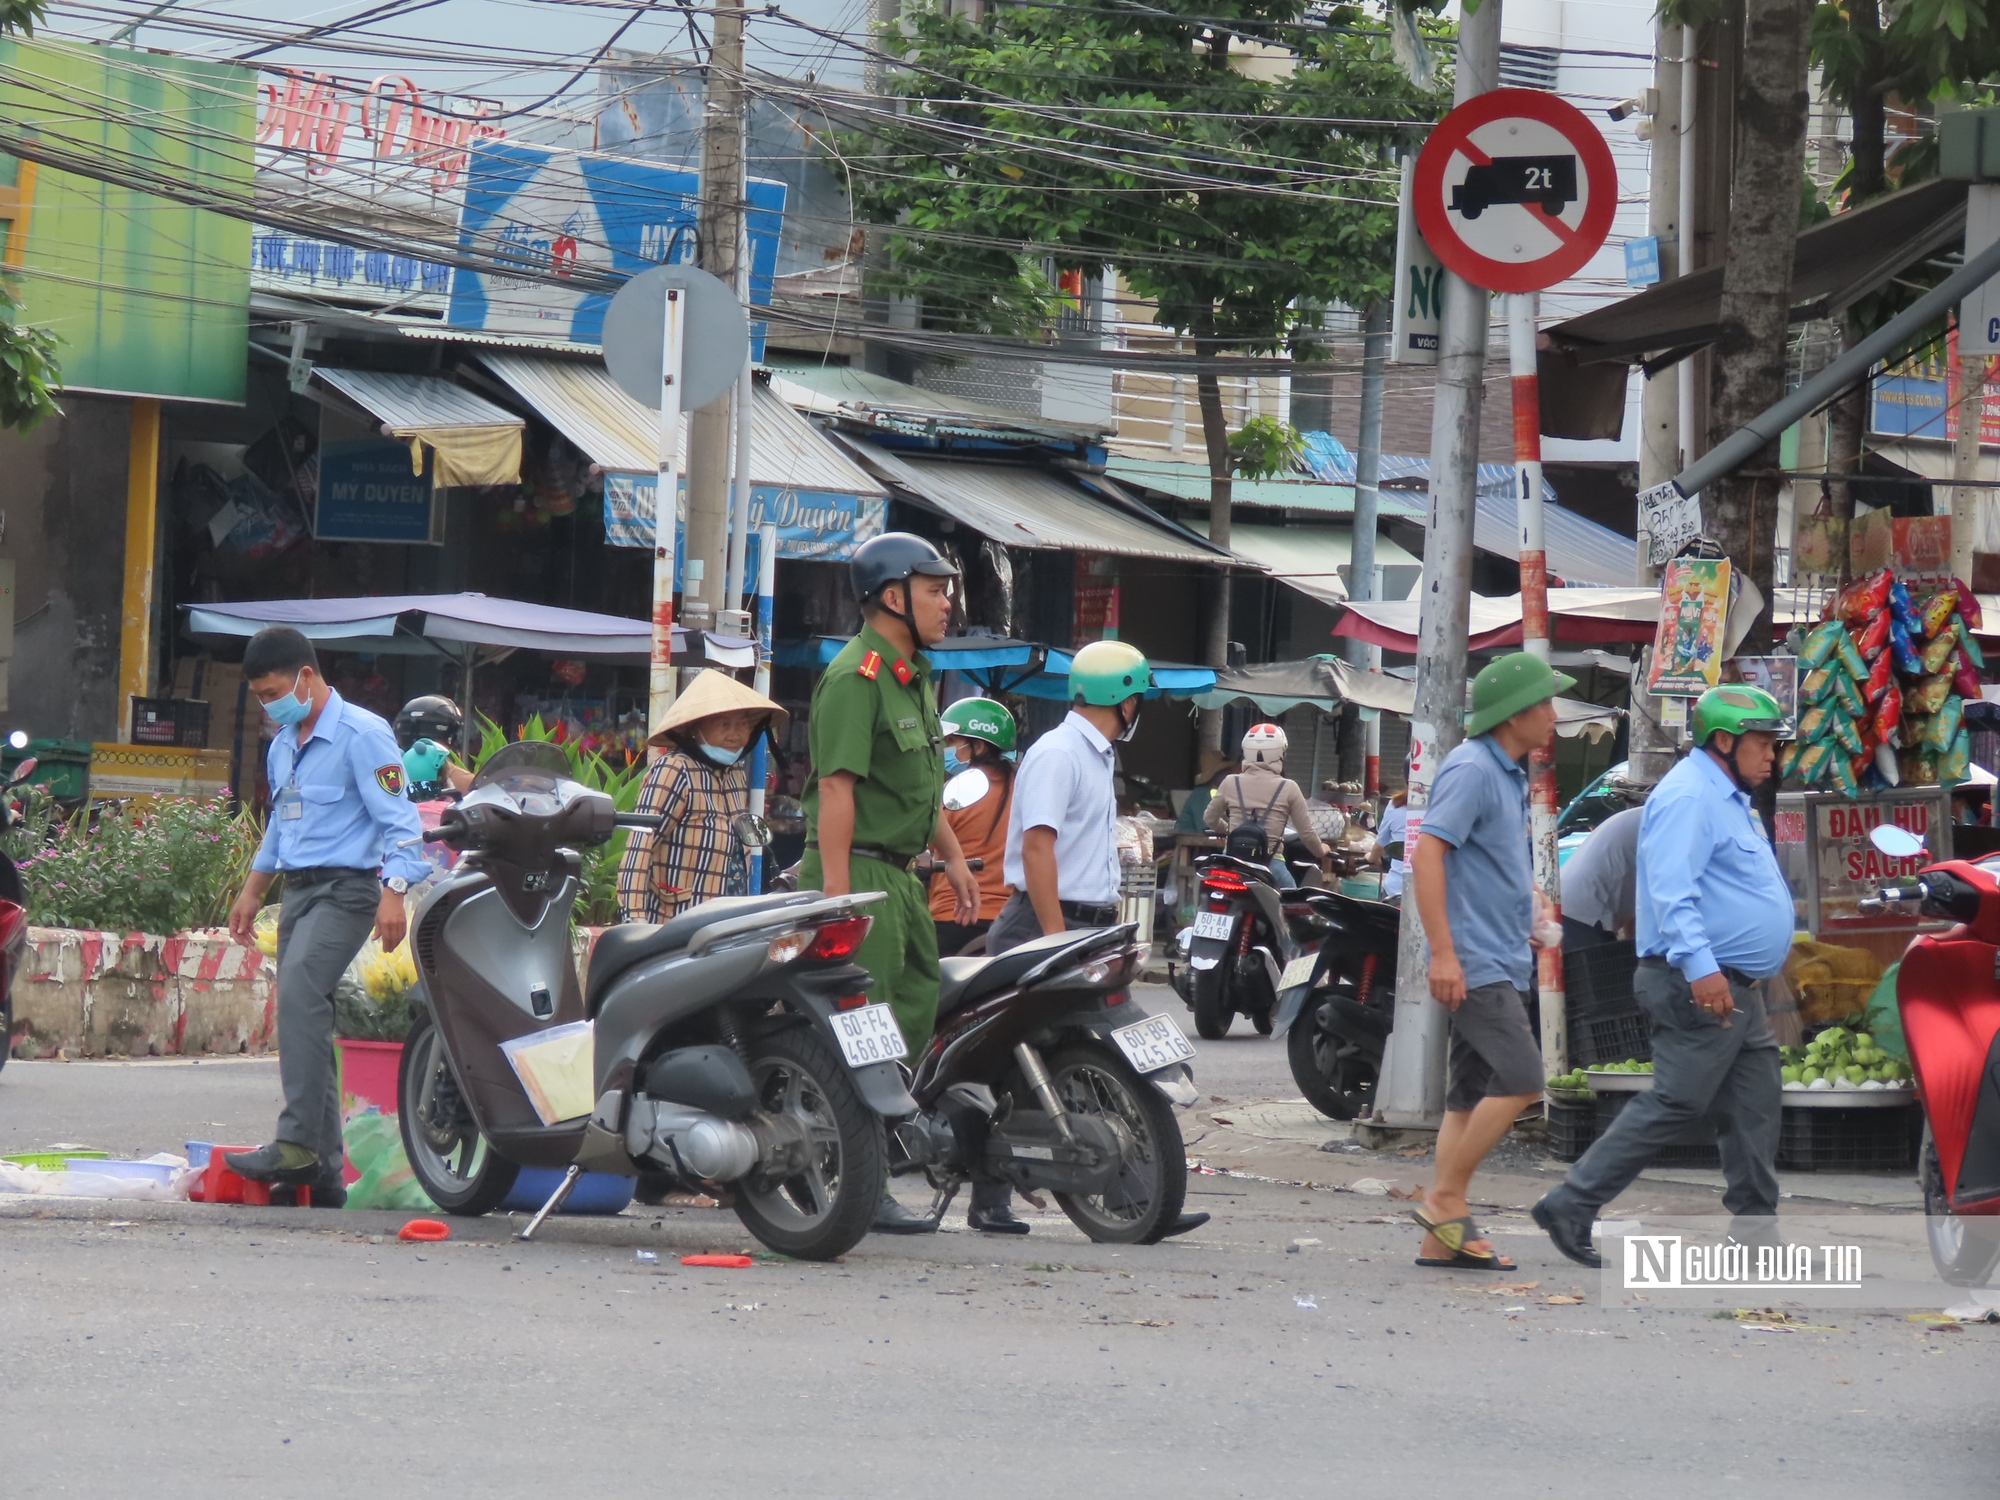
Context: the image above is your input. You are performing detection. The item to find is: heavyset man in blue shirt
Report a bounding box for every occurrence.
[223,627,428,1206]
[1534,684,1796,1269]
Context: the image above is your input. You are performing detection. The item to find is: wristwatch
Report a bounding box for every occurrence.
[383,876,410,895]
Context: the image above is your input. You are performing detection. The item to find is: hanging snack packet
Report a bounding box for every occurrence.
[1830,708,1867,756]
[1954,653,1983,703]
[1801,664,1841,703]
[1778,740,1803,779]
[1925,693,1964,754]
[1798,702,1835,743]
[1796,739,1835,784]
[1865,649,1893,702]
[1922,629,1960,675]
[1874,740,1902,787]
[1801,619,1847,668]
[1836,628,1869,682]
[1901,750,1938,786]
[1891,577,1924,636]
[1953,580,1983,630]
[1940,727,1974,786]
[1843,569,1894,626]
[1873,684,1903,747]
[1831,753,1864,799]
[1956,616,1985,669]
[1908,672,1954,715]
[1890,617,1925,676]
[1834,669,1869,720]
[1858,609,1892,659]
[1920,588,1960,638]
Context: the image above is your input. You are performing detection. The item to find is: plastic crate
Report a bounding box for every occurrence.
[1571,1006,1654,1068]
[1592,1090,1721,1168]
[1,737,93,799]
[1777,1102,1922,1172]
[1546,1095,1596,1162]
[1566,940,1639,1018]
[131,696,210,748]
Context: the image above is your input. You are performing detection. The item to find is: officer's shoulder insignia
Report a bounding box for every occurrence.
[890,657,914,685]
[858,650,882,680]
[375,764,405,796]
[896,717,919,731]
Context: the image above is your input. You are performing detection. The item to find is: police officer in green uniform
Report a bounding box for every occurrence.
[800,533,979,1235]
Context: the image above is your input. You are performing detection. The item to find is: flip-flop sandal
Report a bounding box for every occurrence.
[1415,1246,1518,1270]
[1410,1210,1517,1270]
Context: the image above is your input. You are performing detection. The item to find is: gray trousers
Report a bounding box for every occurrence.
[274,872,381,1169]
[1541,962,1782,1222]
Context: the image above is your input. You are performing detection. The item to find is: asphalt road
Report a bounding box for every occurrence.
[4,994,1995,1499]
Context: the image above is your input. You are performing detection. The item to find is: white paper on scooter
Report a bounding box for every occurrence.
[500,1021,596,1125]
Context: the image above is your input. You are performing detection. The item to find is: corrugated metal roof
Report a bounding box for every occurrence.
[314,368,522,433]
[1185,520,1424,608]
[845,444,1225,564]
[766,363,1105,443]
[477,354,886,498]
[1107,454,1422,517]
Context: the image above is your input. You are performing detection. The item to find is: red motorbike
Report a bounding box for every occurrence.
[1860,824,2000,1286]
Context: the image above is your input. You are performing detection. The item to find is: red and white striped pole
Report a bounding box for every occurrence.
[1509,291,1566,1078]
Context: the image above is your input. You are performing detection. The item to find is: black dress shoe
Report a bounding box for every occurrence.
[223,1142,320,1186]
[1532,1198,1602,1269]
[967,1203,1030,1235]
[872,1192,940,1235]
[308,1173,347,1209]
[1153,1211,1209,1240]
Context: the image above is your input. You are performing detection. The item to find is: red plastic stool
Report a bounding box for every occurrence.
[188,1146,312,1207]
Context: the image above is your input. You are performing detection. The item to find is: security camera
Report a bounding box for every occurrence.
[1606,98,1642,122]
[1607,88,1660,123]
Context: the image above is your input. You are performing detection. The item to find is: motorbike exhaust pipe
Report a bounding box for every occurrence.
[1013,1043,1074,1142]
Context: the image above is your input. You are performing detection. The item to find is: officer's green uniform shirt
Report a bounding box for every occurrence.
[800,621,946,1052]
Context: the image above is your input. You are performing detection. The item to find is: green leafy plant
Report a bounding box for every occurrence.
[1228,416,1306,481]
[8,794,263,934]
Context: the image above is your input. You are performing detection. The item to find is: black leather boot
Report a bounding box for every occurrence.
[967,1180,1029,1235]
[872,1190,940,1235]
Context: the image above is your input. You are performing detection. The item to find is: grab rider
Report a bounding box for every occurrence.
[799,532,980,1236]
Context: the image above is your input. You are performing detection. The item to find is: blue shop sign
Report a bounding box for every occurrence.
[316,438,441,544]
[1624,235,1660,287]
[602,473,883,575]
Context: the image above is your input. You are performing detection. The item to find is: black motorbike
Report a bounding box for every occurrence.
[1173,851,1306,1039]
[1273,886,1402,1121]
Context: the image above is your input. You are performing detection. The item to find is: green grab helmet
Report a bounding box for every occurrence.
[1069,640,1152,706]
[940,696,1016,754]
[1691,684,1789,746]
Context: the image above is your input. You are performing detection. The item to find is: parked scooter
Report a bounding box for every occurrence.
[399,742,918,1261]
[0,745,38,1073]
[1271,885,1401,1120]
[1175,851,1301,1039]
[1860,823,2000,1286]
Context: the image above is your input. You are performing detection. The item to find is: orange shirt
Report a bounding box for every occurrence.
[928,764,1014,922]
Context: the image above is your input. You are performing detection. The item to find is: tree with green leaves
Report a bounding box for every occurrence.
[0,0,60,434]
[837,1,1445,748]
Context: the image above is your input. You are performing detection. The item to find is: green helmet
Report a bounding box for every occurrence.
[1691,684,1788,746]
[1466,651,1577,737]
[1069,640,1151,705]
[940,696,1016,753]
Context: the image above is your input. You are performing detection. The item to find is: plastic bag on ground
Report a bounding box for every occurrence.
[0,1153,193,1200]
[1862,962,1908,1063]
[341,1109,437,1211]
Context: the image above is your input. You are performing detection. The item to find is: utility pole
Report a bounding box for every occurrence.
[1340,301,1389,786]
[1372,0,1500,1136]
[685,0,747,634]
[1629,14,1682,785]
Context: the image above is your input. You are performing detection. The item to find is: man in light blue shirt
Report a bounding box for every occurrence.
[223,627,427,1205]
[1409,652,1573,1272]
[1535,685,1794,1269]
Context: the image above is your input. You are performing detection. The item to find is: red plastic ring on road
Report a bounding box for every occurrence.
[681,1253,754,1268]
[399,1219,451,1242]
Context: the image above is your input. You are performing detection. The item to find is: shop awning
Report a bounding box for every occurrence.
[1332,587,1663,653]
[841,443,1229,566]
[776,635,1038,674]
[1186,520,1425,608]
[312,369,524,488]
[184,593,755,667]
[1544,178,1968,370]
[1193,657,1417,715]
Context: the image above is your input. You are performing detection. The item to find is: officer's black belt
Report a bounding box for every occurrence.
[806,842,919,873]
[282,866,377,888]
[1638,956,1759,988]
[1060,900,1120,926]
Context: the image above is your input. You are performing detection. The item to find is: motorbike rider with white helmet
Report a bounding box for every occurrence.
[1203,723,1327,884]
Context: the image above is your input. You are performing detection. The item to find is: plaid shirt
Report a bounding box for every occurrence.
[615,750,750,923]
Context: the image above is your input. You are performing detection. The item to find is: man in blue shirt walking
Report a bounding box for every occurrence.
[1534,685,1796,1268]
[223,627,428,1206]
[1410,652,1573,1271]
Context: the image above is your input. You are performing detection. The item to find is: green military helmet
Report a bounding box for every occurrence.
[1691,683,1788,746]
[940,696,1016,754]
[1069,640,1151,705]
[1466,651,1577,737]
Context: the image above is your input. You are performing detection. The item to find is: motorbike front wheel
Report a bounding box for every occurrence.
[1191,960,1234,1040]
[1045,1044,1189,1245]
[1286,998,1377,1122]
[733,1025,884,1261]
[1922,1125,2000,1288]
[398,1014,520,1216]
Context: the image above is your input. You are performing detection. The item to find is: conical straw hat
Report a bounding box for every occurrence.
[648,668,788,746]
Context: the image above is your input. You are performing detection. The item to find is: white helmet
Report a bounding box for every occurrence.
[1242,723,1287,767]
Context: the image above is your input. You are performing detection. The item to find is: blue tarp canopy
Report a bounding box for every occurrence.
[774,635,1216,699]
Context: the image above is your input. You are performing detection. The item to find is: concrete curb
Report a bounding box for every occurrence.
[10,927,275,1059]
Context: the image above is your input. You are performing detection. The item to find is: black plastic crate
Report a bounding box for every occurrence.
[1566,940,1639,1018]
[130,696,210,748]
[1572,1006,1654,1068]
[1777,1102,1922,1172]
[1546,1095,1596,1163]
[1593,1089,1720,1168]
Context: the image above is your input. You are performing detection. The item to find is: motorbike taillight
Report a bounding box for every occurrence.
[802,914,873,962]
[0,899,24,955]
[1204,872,1249,894]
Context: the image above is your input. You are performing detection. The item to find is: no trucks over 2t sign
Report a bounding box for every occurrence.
[1412,88,1617,295]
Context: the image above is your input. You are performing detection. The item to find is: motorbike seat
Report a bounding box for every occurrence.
[587,893,817,1014]
[935,929,1102,1017]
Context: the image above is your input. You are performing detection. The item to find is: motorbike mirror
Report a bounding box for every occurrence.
[731,812,772,850]
[8,757,36,785]
[942,767,991,812]
[1868,824,1926,860]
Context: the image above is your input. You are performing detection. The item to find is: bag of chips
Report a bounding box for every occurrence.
[1842,569,1893,626]
[1858,610,1891,659]
[1954,653,1983,703]
[1874,740,1902,787]
[1865,649,1893,702]
[1836,628,1869,681]
[1778,740,1803,779]
[1890,617,1925,676]
[1801,665,1841,703]
[1831,752,1864,798]
[1921,588,1960,638]
[1801,619,1847,669]
[1953,579,1983,631]
[1830,707,1867,756]
[1925,693,1964,754]
[1956,616,1985,669]
[1922,630,1960,675]
[1834,670,1869,720]
[1873,684,1903,747]
[1908,672,1954,715]
[1798,703,1836,743]
[1796,739,1836,784]
[1891,578,1924,636]
[1940,726,1973,786]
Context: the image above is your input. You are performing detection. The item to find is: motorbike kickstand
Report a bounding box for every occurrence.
[517,1164,581,1241]
[927,1178,963,1221]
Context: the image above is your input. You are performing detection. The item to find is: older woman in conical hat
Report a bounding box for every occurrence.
[614,669,787,923]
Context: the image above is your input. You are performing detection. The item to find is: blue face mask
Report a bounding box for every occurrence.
[943,749,967,776]
[261,671,311,727]
[701,742,743,767]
